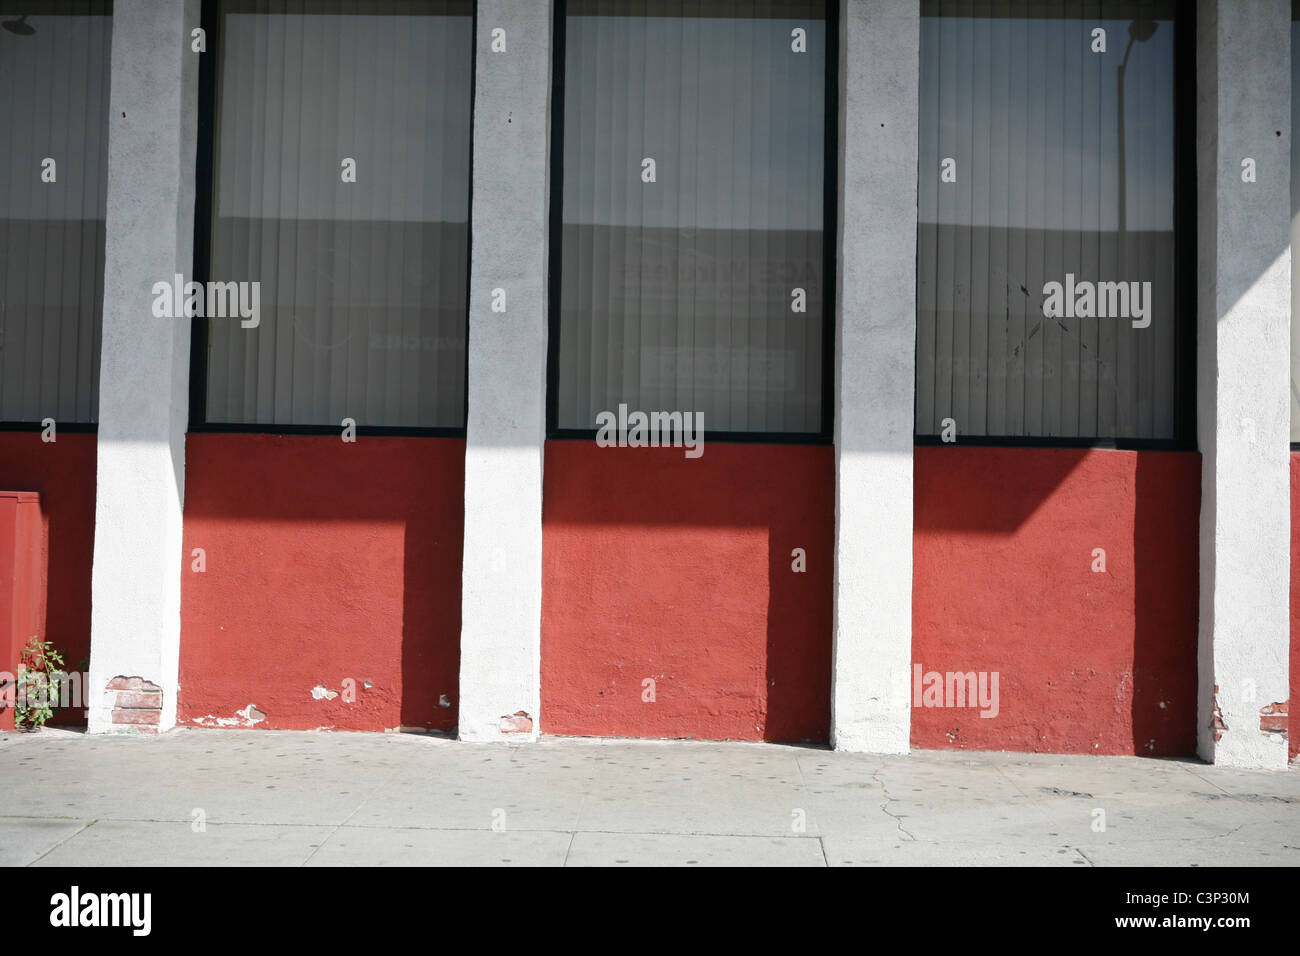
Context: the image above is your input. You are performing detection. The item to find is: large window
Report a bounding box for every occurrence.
[1291,0,1300,443]
[549,0,835,439]
[0,1,112,425]
[917,0,1190,444]
[194,0,473,430]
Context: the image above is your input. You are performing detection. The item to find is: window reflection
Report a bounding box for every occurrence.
[554,0,830,435]
[204,0,473,428]
[917,1,1178,441]
[0,1,112,424]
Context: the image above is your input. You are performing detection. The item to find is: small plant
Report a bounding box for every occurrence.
[16,637,67,730]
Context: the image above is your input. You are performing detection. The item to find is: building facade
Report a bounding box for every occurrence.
[0,0,1294,769]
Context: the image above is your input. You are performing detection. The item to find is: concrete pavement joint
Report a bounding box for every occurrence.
[301,759,411,865]
[26,819,96,868]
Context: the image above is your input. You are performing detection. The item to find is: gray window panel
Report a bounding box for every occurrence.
[0,1,112,424]
[918,0,1177,441]
[554,0,828,434]
[1291,1,1300,442]
[204,0,472,428]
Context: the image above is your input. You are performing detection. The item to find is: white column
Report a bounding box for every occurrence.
[87,0,200,733]
[1196,0,1291,768]
[458,1,553,743]
[831,0,919,754]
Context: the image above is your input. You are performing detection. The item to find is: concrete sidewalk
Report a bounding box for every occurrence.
[1,728,1296,867]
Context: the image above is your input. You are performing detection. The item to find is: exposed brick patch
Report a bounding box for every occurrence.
[114,690,162,709]
[500,711,533,734]
[106,676,150,691]
[1259,700,1288,736]
[109,677,162,732]
[1209,685,1227,743]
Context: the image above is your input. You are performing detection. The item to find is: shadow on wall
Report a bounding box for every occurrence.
[540,441,834,743]
[912,446,1199,756]
[179,433,465,733]
[1132,451,1200,756]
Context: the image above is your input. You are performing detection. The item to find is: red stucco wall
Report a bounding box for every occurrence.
[913,447,1200,755]
[0,432,97,728]
[0,493,44,732]
[0,429,1248,752]
[540,441,834,743]
[178,433,464,732]
[540,442,1199,752]
[1290,454,1300,761]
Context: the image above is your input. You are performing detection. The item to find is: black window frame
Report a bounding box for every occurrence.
[912,0,1197,452]
[188,0,477,439]
[544,0,840,446]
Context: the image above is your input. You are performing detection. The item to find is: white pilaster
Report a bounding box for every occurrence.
[831,0,919,754]
[1196,0,1291,768]
[88,0,200,733]
[458,1,554,743]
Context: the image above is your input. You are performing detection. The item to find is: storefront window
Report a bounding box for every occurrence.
[0,1,112,425]
[550,0,835,438]
[917,0,1185,443]
[197,0,473,429]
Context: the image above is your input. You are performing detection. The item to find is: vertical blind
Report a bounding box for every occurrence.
[0,1,112,424]
[917,0,1178,441]
[1291,0,1300,442]
[554,0,829,435]
[204,0,473,428]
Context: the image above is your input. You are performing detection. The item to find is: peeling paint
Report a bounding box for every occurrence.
[500,710,533,734]
[311,685,339,701]
[1210,685,1228,743]
[189,703,265,728]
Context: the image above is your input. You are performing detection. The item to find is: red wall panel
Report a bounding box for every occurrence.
[0,493,43,731]
[541,441,833,743]
[0,432,97,728]
[0,433,1221,751]
[179,434,464,732]
[1290,454,1300,761]
[913,447,1200,755]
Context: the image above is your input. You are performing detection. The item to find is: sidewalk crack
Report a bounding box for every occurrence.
[872,769,916,841]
